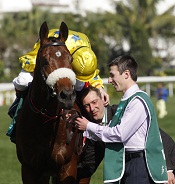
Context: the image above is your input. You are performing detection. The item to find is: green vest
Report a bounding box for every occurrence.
[104,92,168,183]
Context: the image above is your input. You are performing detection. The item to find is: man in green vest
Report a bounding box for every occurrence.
[75,55,168,184]
[75,86,175,184]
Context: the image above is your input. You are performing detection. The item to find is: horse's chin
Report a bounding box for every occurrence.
[59,101,74,110]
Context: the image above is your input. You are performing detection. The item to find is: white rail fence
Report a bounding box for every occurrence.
[103,76,175,97]
[1,76,175,106]
[0,83,15,106]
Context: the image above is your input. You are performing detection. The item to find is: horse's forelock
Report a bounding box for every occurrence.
[46,68,76,87]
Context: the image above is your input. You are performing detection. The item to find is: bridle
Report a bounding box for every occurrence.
[28,86,83,154]
[28,38,75,116]
[28,40,70,118]
[26,40,83,155]
[38,41,67,95]
[40,41,66,50]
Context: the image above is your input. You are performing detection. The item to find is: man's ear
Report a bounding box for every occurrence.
[124,70,130,79]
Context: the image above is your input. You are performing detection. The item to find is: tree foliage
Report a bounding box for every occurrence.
[115,0,175,75]
[0,1,175,82]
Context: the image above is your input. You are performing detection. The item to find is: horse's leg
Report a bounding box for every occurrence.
[51,176,58,184]
[22,165,50,184]
[39,174,50,184]
[58,155,78,184]
[21,165,37,184]
[76,178,91,184]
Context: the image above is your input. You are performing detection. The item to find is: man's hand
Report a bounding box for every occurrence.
[75,117,89,131]
[98,87,110,106]
[167,171,175,184]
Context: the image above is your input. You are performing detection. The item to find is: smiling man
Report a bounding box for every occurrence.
[75,55,168,184]
[76,85,175,184]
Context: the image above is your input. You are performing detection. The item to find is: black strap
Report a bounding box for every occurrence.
[41,42,65,50]
[71,46,88,56]
[125,151,144,161]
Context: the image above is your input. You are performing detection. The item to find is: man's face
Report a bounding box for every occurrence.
[108,65,127,93]
[82,91,105,122]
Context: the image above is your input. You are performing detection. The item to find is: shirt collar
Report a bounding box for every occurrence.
[101,107,108,125]
[122,84,140,100]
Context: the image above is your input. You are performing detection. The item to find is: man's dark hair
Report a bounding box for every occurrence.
[80,86,102,103]
[108,55,138,81]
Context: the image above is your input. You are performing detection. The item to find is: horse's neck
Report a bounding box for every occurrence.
[30,81,59,115]
[32,71,45,96]
[31,69,52,107]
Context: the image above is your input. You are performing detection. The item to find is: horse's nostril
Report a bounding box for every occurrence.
[60,91,67,99]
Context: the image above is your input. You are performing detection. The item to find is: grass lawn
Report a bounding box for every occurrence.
[0,105,22,184]
[0,96,175,184]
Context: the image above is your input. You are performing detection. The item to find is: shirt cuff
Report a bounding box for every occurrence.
[87,122,99,133]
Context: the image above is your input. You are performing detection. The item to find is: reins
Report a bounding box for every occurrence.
[28,39,83,154]
[27,84,59,123]
[28,84,83,154]
[58,108,83,155]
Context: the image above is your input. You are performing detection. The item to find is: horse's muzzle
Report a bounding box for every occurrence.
[58,89,76,109]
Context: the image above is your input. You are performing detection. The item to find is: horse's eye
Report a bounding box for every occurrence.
[55,51,61,57]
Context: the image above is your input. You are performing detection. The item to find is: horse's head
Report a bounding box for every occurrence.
[36,21,76,110]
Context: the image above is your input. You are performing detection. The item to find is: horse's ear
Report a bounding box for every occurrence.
[59,22,68,42]
[39,21,49,41]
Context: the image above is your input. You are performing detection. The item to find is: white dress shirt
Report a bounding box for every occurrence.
[85,84,149,151]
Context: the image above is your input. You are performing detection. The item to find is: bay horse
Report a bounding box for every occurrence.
[15,21,83,184]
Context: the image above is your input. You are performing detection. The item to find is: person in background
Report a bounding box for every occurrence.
[155,83,169,119]
[75,86,175,184]
[75,55,168,184]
